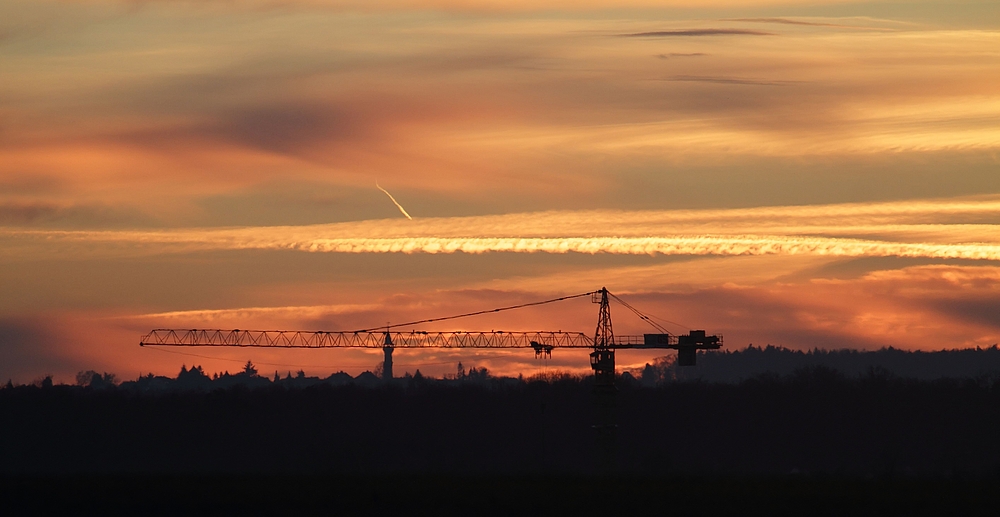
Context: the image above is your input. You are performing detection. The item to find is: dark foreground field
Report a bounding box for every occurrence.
[3,367,1000,514]
[4,369,1000,476]
[4,475,1000,516]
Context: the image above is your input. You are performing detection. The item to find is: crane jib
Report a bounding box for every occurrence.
[138,329,722,350]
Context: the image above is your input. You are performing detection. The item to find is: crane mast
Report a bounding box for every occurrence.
[590,287,616,387]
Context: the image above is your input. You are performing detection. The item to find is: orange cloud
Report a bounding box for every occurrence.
[4,5,998,215]
[7,262,1000,383]
[5,196,1000,260]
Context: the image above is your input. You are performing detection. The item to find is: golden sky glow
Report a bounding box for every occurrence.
[1,0,999,382]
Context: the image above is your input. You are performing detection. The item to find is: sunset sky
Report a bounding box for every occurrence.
[2,0,999,383]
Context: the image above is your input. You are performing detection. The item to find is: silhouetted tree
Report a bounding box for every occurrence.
[464,366,489,381]
[76,370,98,386]
[174,365,210,391]
[243,361,258,377]
[640,363,657,387]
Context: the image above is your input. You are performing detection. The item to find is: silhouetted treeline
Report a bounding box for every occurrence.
[20,346,1000,396]
[36,360,493,394]
[642,344,1000,384]
[3,362,1000,478]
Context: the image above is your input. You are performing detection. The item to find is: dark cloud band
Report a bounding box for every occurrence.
[666,75,796,86]
[621,29,774,37]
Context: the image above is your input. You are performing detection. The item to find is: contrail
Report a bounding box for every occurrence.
[376,182,413,220]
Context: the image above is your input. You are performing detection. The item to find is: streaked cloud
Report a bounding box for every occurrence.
[0,202,155,228]
[724,17,903,30]
[129,303,384,323]
[9,0,880,13]
[621,29,774,37]
[4,197,999,261]
[657,52,707,59]
[730,17,844,27]
[665,75,797,86]
[20,234,1000,261]
[0,317,73,382]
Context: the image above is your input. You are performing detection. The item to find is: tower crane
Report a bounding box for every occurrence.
[140,288,723,385]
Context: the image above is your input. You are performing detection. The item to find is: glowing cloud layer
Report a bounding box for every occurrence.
[283,236,1000,260]
[4,198,999,261]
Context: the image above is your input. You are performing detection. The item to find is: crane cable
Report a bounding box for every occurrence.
[608,293,688,335]
[352,290,599,333]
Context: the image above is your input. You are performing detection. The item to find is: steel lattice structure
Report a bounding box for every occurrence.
[138,329,692,349]
[139,287,723,389]
[140,329,596,349]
